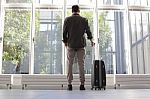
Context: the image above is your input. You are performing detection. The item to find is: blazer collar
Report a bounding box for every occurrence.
[72,13,80,16]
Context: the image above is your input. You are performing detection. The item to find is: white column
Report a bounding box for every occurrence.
[62,0,67,74]
[93,0,100,60]
[124,0,132,74]
[0,0,5,74]
[29,2,35,74]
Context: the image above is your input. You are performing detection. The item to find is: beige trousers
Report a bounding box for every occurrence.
[67,47,85,85]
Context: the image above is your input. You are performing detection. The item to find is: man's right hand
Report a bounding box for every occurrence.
[90,39,95,47]
[64,43,68,47]
[91,41,95,47]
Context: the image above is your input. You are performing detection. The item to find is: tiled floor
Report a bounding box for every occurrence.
[0,89,150,99]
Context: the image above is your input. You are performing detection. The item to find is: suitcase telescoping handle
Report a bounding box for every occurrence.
[92,45,101,62]
[91,47,95,65]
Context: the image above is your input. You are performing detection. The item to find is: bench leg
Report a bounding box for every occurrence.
[114,84,117,89]
[9,84,12,89]
[118,84,120,88]
[22,84,27,90]
[6,84,12,89]
[22,84,25,90]
[114,84,121,89]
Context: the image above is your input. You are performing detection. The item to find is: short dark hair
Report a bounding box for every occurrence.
[72,5,80,12]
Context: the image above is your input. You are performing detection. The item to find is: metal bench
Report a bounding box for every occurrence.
[0,74,12,89]
[115,74,150,89]
[21,74,91,89]
[21,74,114,90]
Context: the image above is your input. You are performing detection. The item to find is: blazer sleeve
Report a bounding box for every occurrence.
[85,18,93,40]
[62,18,68,43]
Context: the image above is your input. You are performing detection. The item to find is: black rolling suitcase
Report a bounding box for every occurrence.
[91,60,106,90]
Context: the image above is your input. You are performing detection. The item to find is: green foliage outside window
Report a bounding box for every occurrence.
[3,9,40,73]
[3,10,30,65]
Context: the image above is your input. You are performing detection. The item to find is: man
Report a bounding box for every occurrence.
[62,5,94,91]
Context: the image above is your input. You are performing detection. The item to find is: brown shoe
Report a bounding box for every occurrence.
[80,85,85,90]
[67,84,72,91]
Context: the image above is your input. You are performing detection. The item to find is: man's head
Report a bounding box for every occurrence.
[72,5,80,13]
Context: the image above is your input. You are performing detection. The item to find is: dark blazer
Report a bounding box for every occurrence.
[63,14,93,48]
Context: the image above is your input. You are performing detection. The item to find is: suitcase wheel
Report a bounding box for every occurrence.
[94,87,101,90]
[103,86,106,90]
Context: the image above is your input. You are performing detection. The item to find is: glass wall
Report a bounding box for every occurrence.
[67,0,93,5]
[2,8,31,74]
[129,11,150,74]
[0,0,150,74]
[34,9,62,74]
[98,11,115,74]
[128,0,148,6]
[35,0,63,5]
[98,0,123,5]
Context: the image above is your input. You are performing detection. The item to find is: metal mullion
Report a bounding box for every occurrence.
[128,12,133,74]
[98,5,125,11]
[134,15,139,74]
[129,5,150,11]
[66,6,94,11]
[3,3,32,9]
[140,12,145,74]
[35,4,63,10]
[148,12,150,70]
[131,33,150,47]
